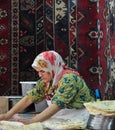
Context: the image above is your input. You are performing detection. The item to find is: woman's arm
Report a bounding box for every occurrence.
[32,103,61,122]
[18,103,61,124]
[0,95,33,120]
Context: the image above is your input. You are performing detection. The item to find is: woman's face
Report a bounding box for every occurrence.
[35,68,52,83]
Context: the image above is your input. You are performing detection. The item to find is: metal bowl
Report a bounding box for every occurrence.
[86,114,115,130]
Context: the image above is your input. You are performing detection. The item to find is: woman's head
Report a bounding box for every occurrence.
[32,50,65,85]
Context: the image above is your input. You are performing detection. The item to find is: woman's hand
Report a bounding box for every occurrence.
[15,118,32,125]
[0,96,33,122]
[0,113,9,120]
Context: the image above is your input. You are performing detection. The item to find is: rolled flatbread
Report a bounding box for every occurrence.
[42,118,86,130]
[84,100,115,116]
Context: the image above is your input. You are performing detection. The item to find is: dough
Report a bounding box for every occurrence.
[0,121,44,130]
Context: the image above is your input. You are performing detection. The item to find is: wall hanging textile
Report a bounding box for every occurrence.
[0,0,114,99]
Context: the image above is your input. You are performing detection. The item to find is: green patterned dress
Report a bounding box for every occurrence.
[27,73,95,109]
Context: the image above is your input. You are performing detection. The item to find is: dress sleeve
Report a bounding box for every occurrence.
[51,73,79,108]
[27,79,46,103]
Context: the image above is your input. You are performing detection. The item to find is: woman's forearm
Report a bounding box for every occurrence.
[6,95,33,119]
[31,103,61,123]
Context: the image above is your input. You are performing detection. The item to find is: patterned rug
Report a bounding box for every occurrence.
[0,0,49,95]
[0,0,11,95]
[77,0,114,99]
[0,0,114,99]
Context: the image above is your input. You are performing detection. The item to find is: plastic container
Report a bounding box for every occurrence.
[19,81,36,96]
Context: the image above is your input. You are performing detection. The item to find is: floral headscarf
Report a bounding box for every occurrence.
[32,50,65,87]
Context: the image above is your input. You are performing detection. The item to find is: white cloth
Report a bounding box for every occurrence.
[52,108,90,124]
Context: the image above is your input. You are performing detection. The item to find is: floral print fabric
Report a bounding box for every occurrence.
[52,73,95,109]
[32,50,65,87]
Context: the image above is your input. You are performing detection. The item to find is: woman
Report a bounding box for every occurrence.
[0,50,95,124]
